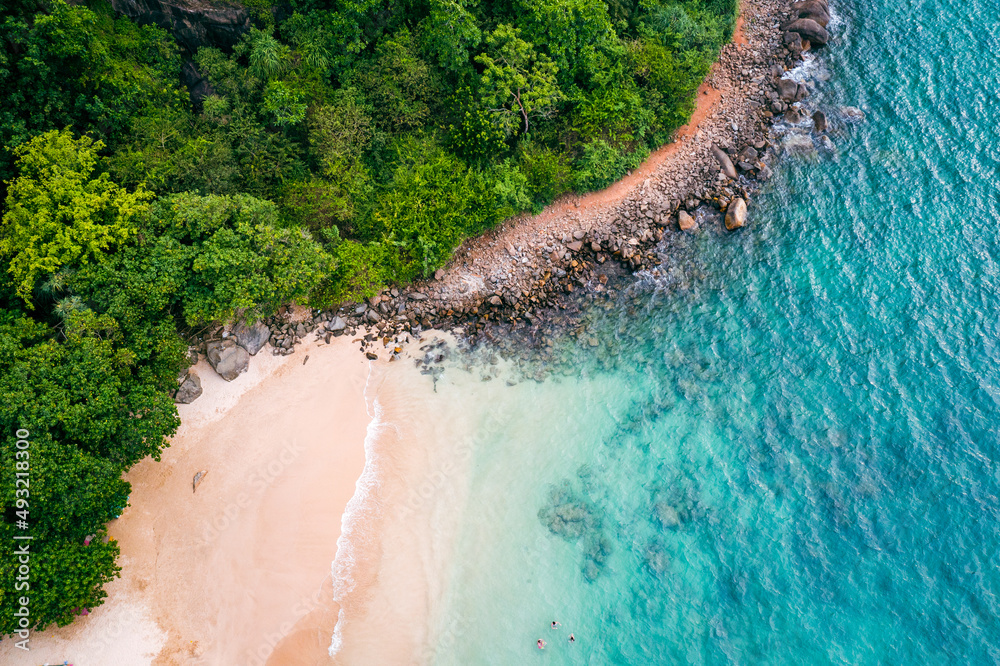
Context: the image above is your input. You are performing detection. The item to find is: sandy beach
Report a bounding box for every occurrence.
[1,335,372,665]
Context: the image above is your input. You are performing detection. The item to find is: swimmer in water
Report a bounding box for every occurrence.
[569,633,576,643]
[537,639,546,649]
[551,621,560,629]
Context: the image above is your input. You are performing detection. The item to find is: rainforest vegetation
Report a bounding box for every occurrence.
[0,0,736,633]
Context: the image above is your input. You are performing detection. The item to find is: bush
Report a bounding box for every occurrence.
[0,130,153,305]
[518,141,573,210]
[572,140,648,192]
[148,193,332,324]
[366,136,528,279]
[312,239,392,306]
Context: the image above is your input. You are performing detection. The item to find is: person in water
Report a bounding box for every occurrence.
[551,621,560,629]
[537,639,546,649]
[569,633,576,643]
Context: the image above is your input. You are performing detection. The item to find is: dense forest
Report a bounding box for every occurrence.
[0,0,736,634]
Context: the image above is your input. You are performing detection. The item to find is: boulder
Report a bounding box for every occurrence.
[785,106,802,124]
[327,316,347,332]
[710,144,738,180]
[783,31,804,52]
[738,146,759,163]
[206,340,249,382]
[795,82,810,101]
[812,110,828,133]
[109,0,250,52]
[793,0,828,10]
[799,6,830,26]
[777,78,799,101]
[785,18,829,46]
[566,240,584,252]
[174,371,203,404]
[232,320,270,355]
[678,210,697,231]
[793,0,831,24]
[725,197,748,230]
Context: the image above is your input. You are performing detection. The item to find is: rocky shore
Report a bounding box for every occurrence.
[175,0,847,398]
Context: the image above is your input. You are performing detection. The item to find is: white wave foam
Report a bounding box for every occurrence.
[328,367,395,657]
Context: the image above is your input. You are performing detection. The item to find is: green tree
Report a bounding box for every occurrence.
[149,193,332,324]
[0,130,152,304]
[514,0,618,89]
[351,29,438,132]
[476,25,563,136]
[419,0,482,76]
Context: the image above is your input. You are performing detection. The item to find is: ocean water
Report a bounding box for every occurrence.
[333,0,1000,663]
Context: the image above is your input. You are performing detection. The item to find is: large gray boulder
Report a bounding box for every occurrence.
[110,0,250,52]
[777,78,799,101]
[232,320,270,356]
[174,371,203,404]
[710,145,738,180]
[793,0,831,25]
[793,0,828,9]
[725,198,748,231]
[785,18,830,46]
[206,340,249,382]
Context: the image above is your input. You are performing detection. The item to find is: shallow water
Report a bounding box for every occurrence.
[335,0,1000,663]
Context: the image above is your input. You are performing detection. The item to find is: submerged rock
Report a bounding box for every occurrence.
[206,339,249,381]
[840,106,867,121]
[655,501,681,528]
[782,132,817,155]
[539,502,594,539]
[812,110,828,133]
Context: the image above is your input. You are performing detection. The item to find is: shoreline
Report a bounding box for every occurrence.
[218,0,826,366]
[0,334,374,666]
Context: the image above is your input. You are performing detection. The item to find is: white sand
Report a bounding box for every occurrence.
[1,334,374,665]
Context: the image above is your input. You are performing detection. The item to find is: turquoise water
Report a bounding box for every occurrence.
[410,0,1000,663]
